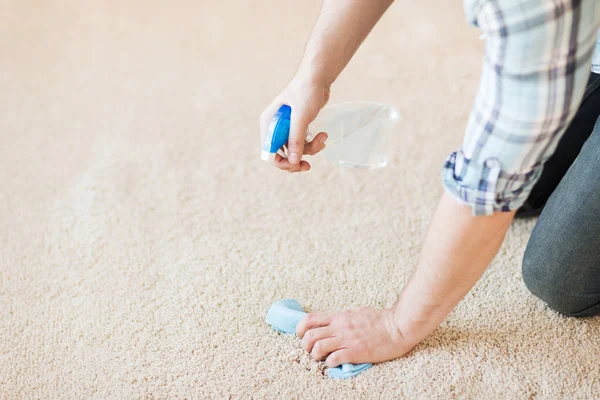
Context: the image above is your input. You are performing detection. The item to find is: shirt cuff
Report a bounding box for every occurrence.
[441,150,544,216]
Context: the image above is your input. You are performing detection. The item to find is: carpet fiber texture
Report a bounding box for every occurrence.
[1,1,599,398]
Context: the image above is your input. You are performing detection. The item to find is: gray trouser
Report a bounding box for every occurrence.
[522,114,600,317]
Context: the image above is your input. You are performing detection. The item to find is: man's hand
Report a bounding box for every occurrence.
[259,77,329,173]
[295,194,516,366]
[260,0,394,172]
[296,307,416,367]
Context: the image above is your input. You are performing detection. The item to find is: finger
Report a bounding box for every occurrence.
[303,132,328,155]
[274,154,311,172]
[325,348,351,368]
[296,312,333,338]
[311,337,342,361]
[274,153,310,172]
[287,109,309,165]
[292,161,311,173]
[301,326,333,353]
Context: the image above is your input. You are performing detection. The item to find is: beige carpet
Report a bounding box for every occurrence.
[1,1,599,398]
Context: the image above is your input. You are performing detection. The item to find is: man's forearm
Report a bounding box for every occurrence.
[394,193,516,344]
[296,0,394,87]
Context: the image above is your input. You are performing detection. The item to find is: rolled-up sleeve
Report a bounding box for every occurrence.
[443,0,600,215]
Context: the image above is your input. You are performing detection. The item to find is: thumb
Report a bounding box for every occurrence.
[287,108,309,165]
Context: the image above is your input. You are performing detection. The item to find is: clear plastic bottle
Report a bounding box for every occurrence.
[262,102,400,169]
[309,102,400,169]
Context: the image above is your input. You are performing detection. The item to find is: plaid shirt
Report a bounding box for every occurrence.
[443,0,600,215]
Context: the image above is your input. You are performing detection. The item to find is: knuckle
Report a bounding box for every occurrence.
[353,337,368,353]
[353,342,365,354]
[339,316,353,330]
[312,342,323,357]
[305,313,317,324]
[315,340,323,350]
[327,353,339,366]
[304,330,315,342]
[302,339,312,352]
[287,138,304,147]
[336,311,348,320]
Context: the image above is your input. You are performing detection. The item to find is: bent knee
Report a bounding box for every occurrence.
[522,278,599,317]
[522,253,600,317]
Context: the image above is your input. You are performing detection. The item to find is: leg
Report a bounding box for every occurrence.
[522,117,600,317]
[517,72,600,217]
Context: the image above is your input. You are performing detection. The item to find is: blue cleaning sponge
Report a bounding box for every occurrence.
[265,299,372,378]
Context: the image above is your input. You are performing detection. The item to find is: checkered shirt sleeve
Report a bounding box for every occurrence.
[443,0,600,215]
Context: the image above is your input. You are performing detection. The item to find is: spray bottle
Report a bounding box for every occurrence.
[261,102,399,169]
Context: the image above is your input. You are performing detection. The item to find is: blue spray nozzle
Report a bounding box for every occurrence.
[261,104,291,162]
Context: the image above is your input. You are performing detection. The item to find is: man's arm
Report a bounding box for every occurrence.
[259,0,394,172]
[393,193,515,345]
[296,0,394,90]
[296,0,599,367]
[296,193,514,366]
